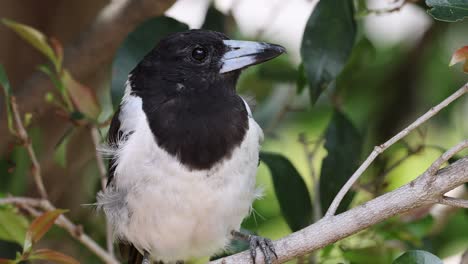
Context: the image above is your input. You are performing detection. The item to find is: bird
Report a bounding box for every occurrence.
[96,29,285,264]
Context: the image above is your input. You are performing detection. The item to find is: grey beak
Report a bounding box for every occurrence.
[220,40,286,73]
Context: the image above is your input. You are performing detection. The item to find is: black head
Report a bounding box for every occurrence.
[129,29,286,99]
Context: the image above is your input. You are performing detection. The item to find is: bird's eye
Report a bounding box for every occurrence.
[191,47,208,62]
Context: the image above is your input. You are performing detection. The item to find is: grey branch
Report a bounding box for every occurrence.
[325,83,468,217]
[439,196,468,208]
[211,156,468,264]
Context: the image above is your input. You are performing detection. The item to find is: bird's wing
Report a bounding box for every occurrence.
[106,107,122,187]
[107,107,145,263]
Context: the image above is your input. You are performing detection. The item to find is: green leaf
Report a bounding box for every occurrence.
[29,249,79,264]
[61,70,101,119]
[300,0,356,104]
[202,5,226,33]
[112,17,188,108]
[320,110,362,215]
[296,63,307,94]
[426,0,468,22]
[260,152,312,231]
[2,19,59,71]
[37,65,73,111]
[0,207,29,245]
[0,64,14,134]
[24,209,67,253]
[393,250,442,264]
[53,128,73,168]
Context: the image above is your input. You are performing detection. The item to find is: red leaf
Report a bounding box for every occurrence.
[449,46,468,73]
[24,209,67,252]
[30,249,79,264]
[61,70,101,119]
[49,37,64,72]
[0,259,16,264]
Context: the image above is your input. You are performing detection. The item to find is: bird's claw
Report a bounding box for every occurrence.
[247,235,277,264]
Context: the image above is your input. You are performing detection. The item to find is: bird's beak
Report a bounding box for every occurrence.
[219,40,286,73]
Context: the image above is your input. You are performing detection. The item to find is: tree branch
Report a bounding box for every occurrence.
[438,196,468,208]
[11,97,48,199]
[325,83,467,217]
[211,156,468,264]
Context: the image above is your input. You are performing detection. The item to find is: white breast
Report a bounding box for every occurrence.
[97,85,263,261]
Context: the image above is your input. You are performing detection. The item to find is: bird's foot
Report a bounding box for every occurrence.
[231,230,277,264]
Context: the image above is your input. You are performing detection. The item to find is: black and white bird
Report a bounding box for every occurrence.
[97,30,285,264]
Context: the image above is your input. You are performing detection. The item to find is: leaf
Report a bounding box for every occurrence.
[24,209,67,253]
[29,249,79,264]
[0,259,16,264]
[296,63,307,94]
[38,65,73,111]
[426,0,468,22]
[2,19,59,70]
[0,64,14,134]
[393,250,443,264]
[112,16,188,108]
[0,208,29,245]
[61,70,100,119]
[202,5,226,33]
[300,0,356,104]
[260,152,312,231]
[320,110,362,215]
[449,46,468,73]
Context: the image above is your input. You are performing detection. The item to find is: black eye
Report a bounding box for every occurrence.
[192,47,207,62]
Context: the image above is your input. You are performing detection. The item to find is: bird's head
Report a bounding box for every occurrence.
[129,29,286,97]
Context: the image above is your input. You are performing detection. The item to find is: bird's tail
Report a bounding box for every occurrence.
[119,243,144,264]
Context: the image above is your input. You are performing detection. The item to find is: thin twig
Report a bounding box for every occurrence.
[10,97,48,199]
[426,140,468,177]
[0,197,119,264]
[325,83,468,217]
[299,134,324,222]
[438,196,468,208]
[90,126,115,257]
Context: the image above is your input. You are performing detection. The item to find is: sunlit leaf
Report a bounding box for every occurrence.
[61,70,100,119]
[300,0,356,104]
[449,46,468,73]
[260,152,312,231]
[112,16,188,108]
[24,209,67,253]
[0,64,14,134]
[426,0,468,22]
[2,19,58,70]
[320,110,362,215]
[393,250,442,264]
[0,208,29,245]
[29,249,79,264]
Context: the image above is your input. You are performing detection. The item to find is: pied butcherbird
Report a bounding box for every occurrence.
[97,30,285,264]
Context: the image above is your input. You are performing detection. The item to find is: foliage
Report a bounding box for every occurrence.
[300,0,356,104]
[426,0,468,22]
[0,210,78,264]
